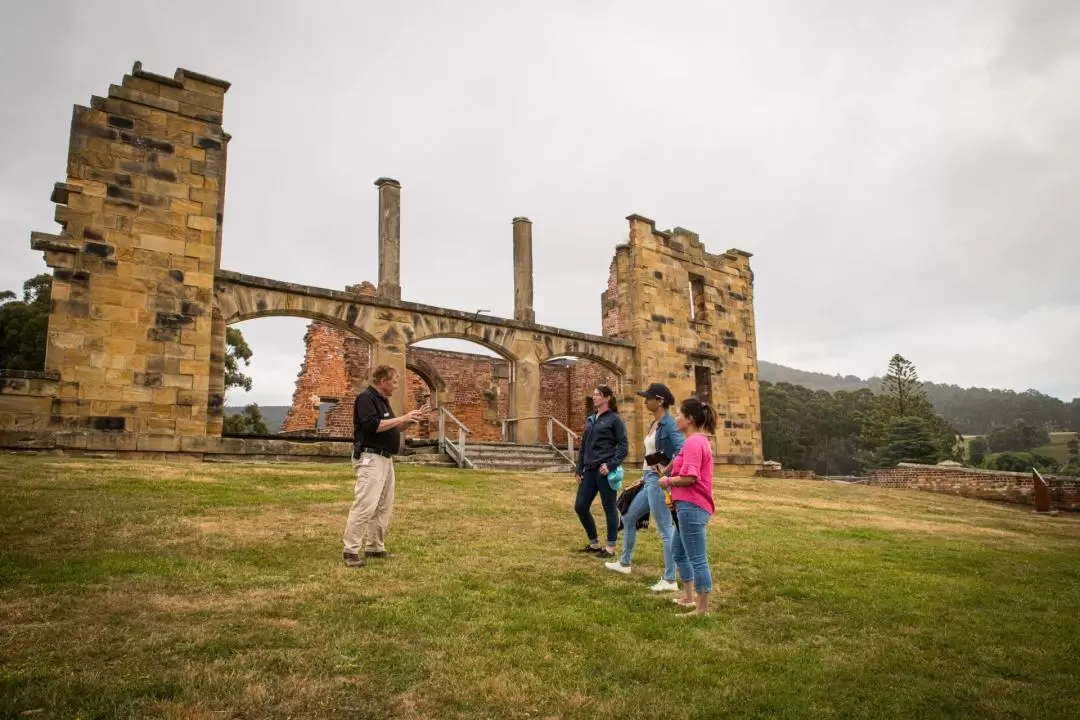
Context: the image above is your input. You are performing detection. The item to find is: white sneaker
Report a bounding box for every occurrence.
[604,561,632,575]
[650,579,679,592]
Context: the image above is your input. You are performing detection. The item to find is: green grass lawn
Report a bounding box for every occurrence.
[2,455,1079,719]
[1033,432,1078,465]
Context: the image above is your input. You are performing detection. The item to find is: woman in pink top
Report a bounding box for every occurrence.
[658,398,717,616]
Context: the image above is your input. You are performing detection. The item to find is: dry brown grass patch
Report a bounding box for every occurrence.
[185,504,344,544]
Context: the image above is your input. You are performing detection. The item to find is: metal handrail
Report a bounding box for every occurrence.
[438,406,473,469]
[501,415,578,467]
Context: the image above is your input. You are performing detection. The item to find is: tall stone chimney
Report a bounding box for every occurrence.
[512,217,535,324]
[376,177,401,301]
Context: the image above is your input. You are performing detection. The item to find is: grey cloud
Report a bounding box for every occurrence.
[1,0,1076,404]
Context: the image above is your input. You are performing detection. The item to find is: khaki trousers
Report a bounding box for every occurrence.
[342,452,396,555]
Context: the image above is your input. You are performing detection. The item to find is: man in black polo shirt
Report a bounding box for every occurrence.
[342,364,429,569]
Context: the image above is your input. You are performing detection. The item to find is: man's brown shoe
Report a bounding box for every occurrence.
[343,552,365,568]
[364,550,393,559]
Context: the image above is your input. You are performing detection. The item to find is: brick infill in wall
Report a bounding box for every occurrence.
[868,463,1079,512]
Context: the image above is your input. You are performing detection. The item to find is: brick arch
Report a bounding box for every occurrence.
[406,355,445,394]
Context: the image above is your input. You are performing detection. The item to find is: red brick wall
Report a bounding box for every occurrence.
[410,348,509,442]
[568,359,618,435]
[540,363,570,444]
[600,257,627,339]
[281,321,620,445]
[280,322,358,434]
[868,464,1080,511]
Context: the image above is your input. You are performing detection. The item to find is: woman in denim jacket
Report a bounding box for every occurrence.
[604,383,684,592]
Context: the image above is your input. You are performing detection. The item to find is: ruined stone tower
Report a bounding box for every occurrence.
[603,216,762,470]
[30,62,230,448]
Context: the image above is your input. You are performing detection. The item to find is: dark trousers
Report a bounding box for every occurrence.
[575,469,619,546]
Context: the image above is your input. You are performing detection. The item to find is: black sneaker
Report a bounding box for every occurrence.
[597,549,616,559]
[343,552,365,568]
[576,545,602,554]
[365,550,393,559]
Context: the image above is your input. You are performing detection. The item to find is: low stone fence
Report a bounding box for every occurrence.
[756,467,819,480]
[868,463,1080,511]
[0,429,353,463]
[0,370,61,431]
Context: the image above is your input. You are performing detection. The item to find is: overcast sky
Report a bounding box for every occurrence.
[2,0,1077,406]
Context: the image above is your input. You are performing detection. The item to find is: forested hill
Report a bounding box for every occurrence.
[758,360,1079,434]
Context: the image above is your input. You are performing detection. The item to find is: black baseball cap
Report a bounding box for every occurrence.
[636,383,675,405]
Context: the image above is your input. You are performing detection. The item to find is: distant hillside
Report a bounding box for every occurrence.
[228,363,1078,438]
[758,361,1079,435]
[758,360,874,393]
[225,405,290,433]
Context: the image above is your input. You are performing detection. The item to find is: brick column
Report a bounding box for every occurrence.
[376,177,401,301]
[512,217,535,324]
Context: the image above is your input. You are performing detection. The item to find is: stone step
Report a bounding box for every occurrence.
[468,448,571,459]
[397,453,457,467]
[464,444,573,456]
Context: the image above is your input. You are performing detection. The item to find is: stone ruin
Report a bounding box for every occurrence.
[0,62,763,469]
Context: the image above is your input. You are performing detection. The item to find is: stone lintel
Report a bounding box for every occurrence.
[626,213,672,240]
[512,216,531,224]
[175,67,232,92]
[375,177,401,188]
[31,232,79,254]
[0,369,62,382]
[216,270,634,349]
[130,61,185,88]
[727,248,754,259]
[50,182,82,205]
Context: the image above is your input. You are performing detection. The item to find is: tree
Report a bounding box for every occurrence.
[858,354,961,467]
[877,416,942,466]
[0,273,52,371]
[225,327,253,392]
[222,403,269,435]
[969,436,989,466]
[882,354,927,417]
[987,451,1058,474]
[986,419,1051,453]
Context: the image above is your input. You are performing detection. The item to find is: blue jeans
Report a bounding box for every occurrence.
[575,469,619,546]
[671,501,713,593]
[619,470,677,581]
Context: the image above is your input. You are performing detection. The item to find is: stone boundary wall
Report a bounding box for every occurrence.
[757,468,819,479]
[0,428,351,462]
[868,463,1080,511]
[0,371,62,431]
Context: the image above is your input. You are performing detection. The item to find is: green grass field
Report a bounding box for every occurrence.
[2,455,1079,719]
[1033,432,1078,464]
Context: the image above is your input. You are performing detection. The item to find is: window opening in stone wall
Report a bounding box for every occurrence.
[584,395,595,417]
[689,273,706,321]
[694,366,712,405]
[317,398,339,430]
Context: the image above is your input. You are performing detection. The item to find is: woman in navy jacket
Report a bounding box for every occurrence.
[574,384,629,559]
[604,383,685,591]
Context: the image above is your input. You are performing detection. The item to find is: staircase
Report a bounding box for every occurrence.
[398,408,578,473]
[462,442,575,472]
[399,441,574,472]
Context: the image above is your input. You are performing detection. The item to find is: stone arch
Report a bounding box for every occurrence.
[541,350,625,378]
[222,308,380,347]
[407,330,518,363]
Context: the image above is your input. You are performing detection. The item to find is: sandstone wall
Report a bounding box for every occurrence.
[609,217,762,471]
[868,464,1080,511]
[26,63,230,450]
